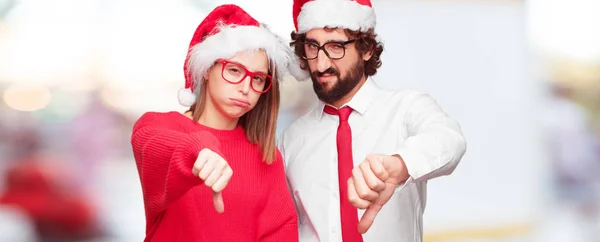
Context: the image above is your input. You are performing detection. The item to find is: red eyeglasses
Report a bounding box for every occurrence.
[217,59,272,93]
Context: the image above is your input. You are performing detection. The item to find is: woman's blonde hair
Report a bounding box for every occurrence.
[188,60,280,164]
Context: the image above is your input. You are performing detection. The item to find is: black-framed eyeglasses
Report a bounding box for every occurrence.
[301,39,356,60]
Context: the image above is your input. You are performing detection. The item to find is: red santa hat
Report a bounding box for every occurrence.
[179,4,309,107]
[293,0,376,34]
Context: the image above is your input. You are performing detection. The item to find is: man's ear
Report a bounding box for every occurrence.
[362,47,374,61]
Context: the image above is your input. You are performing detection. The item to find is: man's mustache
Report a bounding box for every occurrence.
[313,67,339,77]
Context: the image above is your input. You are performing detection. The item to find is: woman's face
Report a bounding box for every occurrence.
[204,50,270,119]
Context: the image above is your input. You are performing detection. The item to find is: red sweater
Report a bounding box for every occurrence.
[131,111,298,242]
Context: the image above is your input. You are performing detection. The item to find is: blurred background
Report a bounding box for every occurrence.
[0,0,599,241]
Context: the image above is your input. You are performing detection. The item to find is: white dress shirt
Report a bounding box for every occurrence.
[278,78,467,242]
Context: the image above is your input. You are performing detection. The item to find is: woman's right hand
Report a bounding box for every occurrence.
[192,148,233,213]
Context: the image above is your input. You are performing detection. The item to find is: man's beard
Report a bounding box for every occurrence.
[310,59,364,105]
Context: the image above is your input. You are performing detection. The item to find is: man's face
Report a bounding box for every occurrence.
[304,28,369,104]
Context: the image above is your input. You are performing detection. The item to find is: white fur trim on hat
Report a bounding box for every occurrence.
[186,23,296,92]
[287,55,310,81]
[297,0,376,34]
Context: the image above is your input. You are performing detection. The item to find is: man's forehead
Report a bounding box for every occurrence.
[305,28,348,43]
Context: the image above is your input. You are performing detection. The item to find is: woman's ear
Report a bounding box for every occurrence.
[203,63,219,82]
[203,70,209,82]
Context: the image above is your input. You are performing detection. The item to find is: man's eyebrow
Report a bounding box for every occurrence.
[304,38,318,43]
[304,38,349,44]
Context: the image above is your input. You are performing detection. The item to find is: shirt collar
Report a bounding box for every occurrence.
[316,77,380,120]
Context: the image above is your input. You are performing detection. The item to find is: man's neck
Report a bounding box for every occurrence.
[329,75,368,108]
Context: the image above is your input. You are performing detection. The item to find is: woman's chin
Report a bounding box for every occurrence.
[224,109,248,119]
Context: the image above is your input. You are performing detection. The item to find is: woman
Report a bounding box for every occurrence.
[131,4,302,242]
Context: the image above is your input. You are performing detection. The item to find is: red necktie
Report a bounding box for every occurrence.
[324,105,364,242]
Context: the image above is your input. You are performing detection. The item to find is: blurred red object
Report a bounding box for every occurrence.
[0,158,100,240]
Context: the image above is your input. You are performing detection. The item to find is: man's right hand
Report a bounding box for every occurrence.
[192,148,233,213]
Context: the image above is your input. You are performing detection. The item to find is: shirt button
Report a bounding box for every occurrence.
[331,191,338,198]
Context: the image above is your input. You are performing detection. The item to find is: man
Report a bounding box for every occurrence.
[278,0,467,241]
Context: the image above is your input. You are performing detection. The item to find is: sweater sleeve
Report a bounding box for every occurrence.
[131,113,222,217]
[257,150,299,242]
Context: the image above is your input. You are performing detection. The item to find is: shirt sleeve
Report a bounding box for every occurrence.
[276,131,288,168]
[394,91,467,188]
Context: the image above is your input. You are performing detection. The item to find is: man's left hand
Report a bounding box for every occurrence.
[347,154,409,233]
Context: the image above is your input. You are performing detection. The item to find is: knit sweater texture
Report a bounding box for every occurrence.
[131,111,298,242]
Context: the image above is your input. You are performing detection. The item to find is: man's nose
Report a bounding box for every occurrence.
[315,49,332,73]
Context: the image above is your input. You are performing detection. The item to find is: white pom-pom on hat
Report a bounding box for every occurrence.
[288,55,310,81]
[177,88,197,107]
